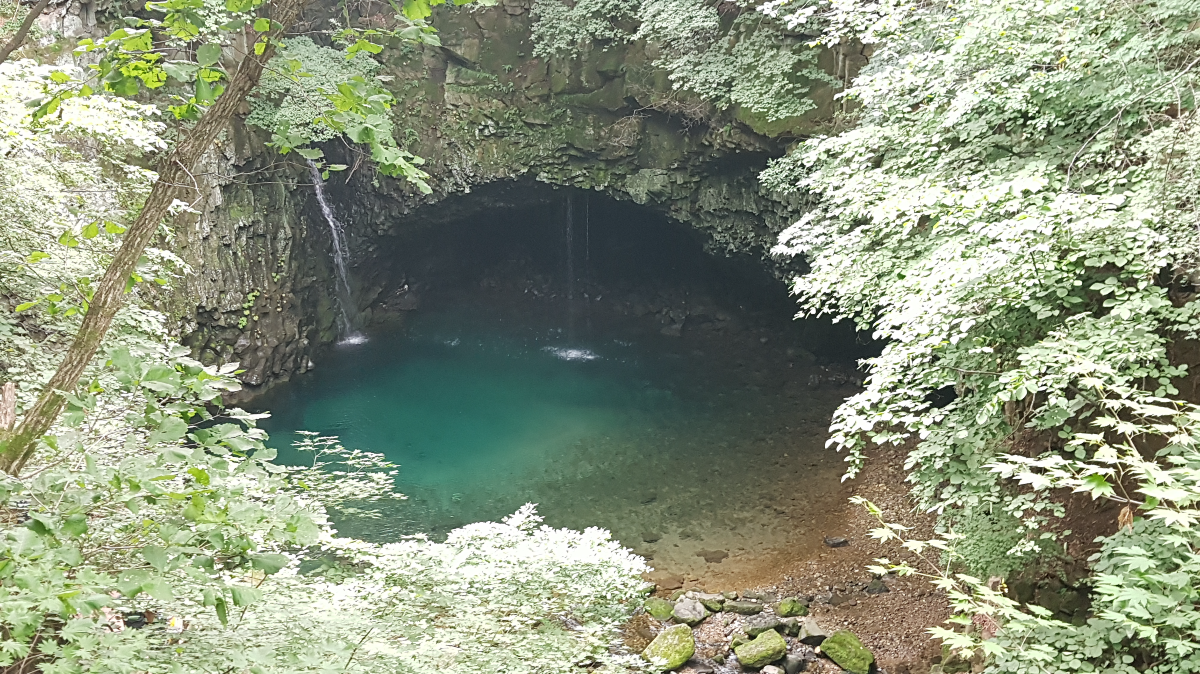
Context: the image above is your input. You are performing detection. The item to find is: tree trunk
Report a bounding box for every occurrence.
[0,0,53,66]
[0,0,309,475]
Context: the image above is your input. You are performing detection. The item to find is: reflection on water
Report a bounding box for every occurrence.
[254,293,854,583]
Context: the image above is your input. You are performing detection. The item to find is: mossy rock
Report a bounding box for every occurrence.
[777,596,808,617]
[820,630,874,674]
[644,597,675,621]
[733,628,786,668]
[643,623,695,671]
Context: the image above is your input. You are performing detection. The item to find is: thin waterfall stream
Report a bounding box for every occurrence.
[308,160,365,344]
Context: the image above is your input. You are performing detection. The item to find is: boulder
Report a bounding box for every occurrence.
[744,614,784,637]
[672,598,710,626]
[777,597,809,617]
[733,629,787,668]
[819,630,874,674]
[643,624,695,671]
[724,600,764,615]
[798,617,830,646]
[645,597,675,621]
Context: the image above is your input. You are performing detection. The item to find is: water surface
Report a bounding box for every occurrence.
[257,294,852,583]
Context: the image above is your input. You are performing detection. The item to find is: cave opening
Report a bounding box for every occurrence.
[257,182,873,583]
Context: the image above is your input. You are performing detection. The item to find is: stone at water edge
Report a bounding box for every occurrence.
[818,630,874,674]
[777,596,809,617]
[798,616,830,645]
[642,624,695,671]
[672,598,710,625]
[744,614,784,637]
[724,599,764,615]
[692,592,726,612]
[645,597,675,621]
[733,628,787,668]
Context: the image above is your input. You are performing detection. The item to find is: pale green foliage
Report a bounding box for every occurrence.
[532,0,832,122]
[764,0,1200,671]
[248,37,384,144]
[530,0,640,58]
[635,6,829,122]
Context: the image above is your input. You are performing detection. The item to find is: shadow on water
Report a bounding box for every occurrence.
[254,186,876,584]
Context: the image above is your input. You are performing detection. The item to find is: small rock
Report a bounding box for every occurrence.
[722,591,739,600]
[642,532,662,543]
[782,654,807,674]
[672,598,710,626]
[780,618,800,636]
[730,632,751,650]
[865,578,890,595]
[734,629,787,668]
[777,597,809,617]
[744,615,784,637]
[823,537,849,548]
[818,630,874,674]
[829,592,856,607]
[762,666,784,674]
[693,592,725,612]
[741,591,769,601]
[798,617,830,646]
[643,624,695,671]
[671,589,687,601]
[682,658,715,674]
[724,600,764,615]
[645,597,675,621]
[661,323,683,337]
[697,549,729,564]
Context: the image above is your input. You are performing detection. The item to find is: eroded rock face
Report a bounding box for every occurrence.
[171,1,848,395]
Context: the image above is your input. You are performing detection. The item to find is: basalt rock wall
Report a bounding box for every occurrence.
[169,1,858,398]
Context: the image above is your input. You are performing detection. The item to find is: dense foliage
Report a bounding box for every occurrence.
[531,0,834,124]
[760,0,1200,671]
[0,1,650,671]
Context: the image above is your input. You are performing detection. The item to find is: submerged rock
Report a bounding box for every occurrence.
[672,598,710,626]
[696,549,729,564]
[643,624,695,671]
[819,630,874,674]
[777,596,809,617]
[645,597,675,621]
[734,629,787,668]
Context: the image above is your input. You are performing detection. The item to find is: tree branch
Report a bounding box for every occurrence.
[0,0,53,66]
[0,0,311,475]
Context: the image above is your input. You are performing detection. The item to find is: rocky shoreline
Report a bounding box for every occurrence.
[635,587,875,674]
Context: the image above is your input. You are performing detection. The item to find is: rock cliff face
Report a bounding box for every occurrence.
[169,1,852,398]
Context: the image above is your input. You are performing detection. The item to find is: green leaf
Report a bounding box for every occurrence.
[249,553,289,575]
[253,17,271,32]
[196,43,222,67]
[148,417,188,445]
[230,585,263,606]
[163,61,200,82]
[142,545,169,571]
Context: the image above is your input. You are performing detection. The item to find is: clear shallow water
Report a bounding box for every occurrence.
[256,296,850,582]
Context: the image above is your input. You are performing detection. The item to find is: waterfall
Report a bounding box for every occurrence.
[565,194,577,342]
[307,160,365,345]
